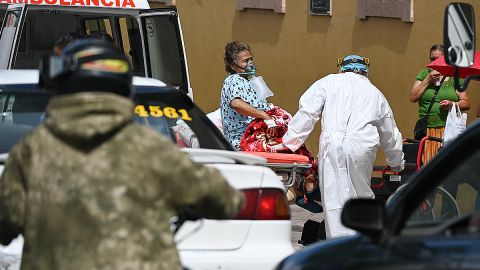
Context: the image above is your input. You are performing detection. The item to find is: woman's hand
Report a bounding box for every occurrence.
[427,70,442,83]
[264,118,277,137]
[439,100,453,110]
[410,70,441,103]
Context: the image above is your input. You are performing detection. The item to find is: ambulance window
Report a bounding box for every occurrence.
[13,10,78,69]
[83,17,144,76]
[118,17,145,76]
[84,18,113,37]
[142,16,183,87]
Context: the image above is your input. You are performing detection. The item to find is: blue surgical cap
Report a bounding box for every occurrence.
[338,55,369,73]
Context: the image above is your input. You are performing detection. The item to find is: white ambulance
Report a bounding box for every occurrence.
[0,0,192,97]
[0,3,296,270]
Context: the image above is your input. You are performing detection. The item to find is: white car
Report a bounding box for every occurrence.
[0,70,294,270]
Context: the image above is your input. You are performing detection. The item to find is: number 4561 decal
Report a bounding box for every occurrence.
[134,105,192,121]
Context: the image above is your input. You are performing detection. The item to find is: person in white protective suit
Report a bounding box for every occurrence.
[280,55,405,238]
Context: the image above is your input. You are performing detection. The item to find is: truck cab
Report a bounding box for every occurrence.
[0,1,192,97]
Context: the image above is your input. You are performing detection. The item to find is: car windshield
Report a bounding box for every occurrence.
[406,146,480,227]
[0,90,48,153]
[0,84,233,154]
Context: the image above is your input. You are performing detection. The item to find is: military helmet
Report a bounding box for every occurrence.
[39,38,133,97]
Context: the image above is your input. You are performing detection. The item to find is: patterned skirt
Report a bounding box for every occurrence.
[422,127,444,165]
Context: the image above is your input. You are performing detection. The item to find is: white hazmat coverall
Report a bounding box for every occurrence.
[283,72,404,238]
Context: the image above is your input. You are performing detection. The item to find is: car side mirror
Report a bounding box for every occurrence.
[444,3,475,67]
[341,199,384,239]
[443,3,476,92]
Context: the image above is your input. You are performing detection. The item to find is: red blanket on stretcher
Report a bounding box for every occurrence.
[239,106,318,183]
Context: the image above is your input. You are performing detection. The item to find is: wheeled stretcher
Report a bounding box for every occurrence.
[244,152,312,189]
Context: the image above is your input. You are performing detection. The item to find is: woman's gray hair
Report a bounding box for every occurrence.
[224,41,251,74]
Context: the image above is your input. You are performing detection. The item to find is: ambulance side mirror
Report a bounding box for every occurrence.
[444,3,475,67]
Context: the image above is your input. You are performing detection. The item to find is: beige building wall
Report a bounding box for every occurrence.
[153,0,480,162]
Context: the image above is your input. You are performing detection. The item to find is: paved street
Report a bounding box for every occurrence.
[290,204,325,250]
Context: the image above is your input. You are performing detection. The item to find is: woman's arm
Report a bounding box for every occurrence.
[456,90,471,111]
[230,98,272,120]
[409,70,440,103]
[409,80,428,103]
[439,91,471,111]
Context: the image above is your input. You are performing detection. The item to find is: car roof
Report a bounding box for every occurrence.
[0,69,167,87]
[0,69,190,108]
[0,70,39,85]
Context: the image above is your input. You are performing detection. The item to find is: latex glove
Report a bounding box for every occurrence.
[263,118,277,128]
[390,160,405,172]
[264,119,277,138]
[266,143,290,153]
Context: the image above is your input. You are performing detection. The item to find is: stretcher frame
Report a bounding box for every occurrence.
[264,162,312,188]
[243,152,312,189]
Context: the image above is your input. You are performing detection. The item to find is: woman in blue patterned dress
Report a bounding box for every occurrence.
[220,41,274,150]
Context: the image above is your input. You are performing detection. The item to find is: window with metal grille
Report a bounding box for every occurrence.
[310,0,331,16]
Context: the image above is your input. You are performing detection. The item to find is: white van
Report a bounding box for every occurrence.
[0,1,192,97]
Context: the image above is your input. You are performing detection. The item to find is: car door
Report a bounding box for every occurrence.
[138,9,191,97]
[379,123,480,270]
[337,234,468,270]
[0,4,26,69]
[341,121,480,270]
[381,235,470,270]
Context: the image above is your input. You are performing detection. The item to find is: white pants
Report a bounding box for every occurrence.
[324,208,356,239]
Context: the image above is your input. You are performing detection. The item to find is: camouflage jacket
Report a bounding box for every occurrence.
[0,92,243,270]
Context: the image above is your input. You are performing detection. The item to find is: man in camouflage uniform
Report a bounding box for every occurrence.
[0,39,243,270]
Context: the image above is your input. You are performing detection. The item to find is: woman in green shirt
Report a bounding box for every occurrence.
[409,44,470,163]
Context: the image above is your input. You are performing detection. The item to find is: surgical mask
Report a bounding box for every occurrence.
[245,59,256,76]
[236,59,257,77]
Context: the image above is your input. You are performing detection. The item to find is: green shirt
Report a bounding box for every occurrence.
[416,69,462,127]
